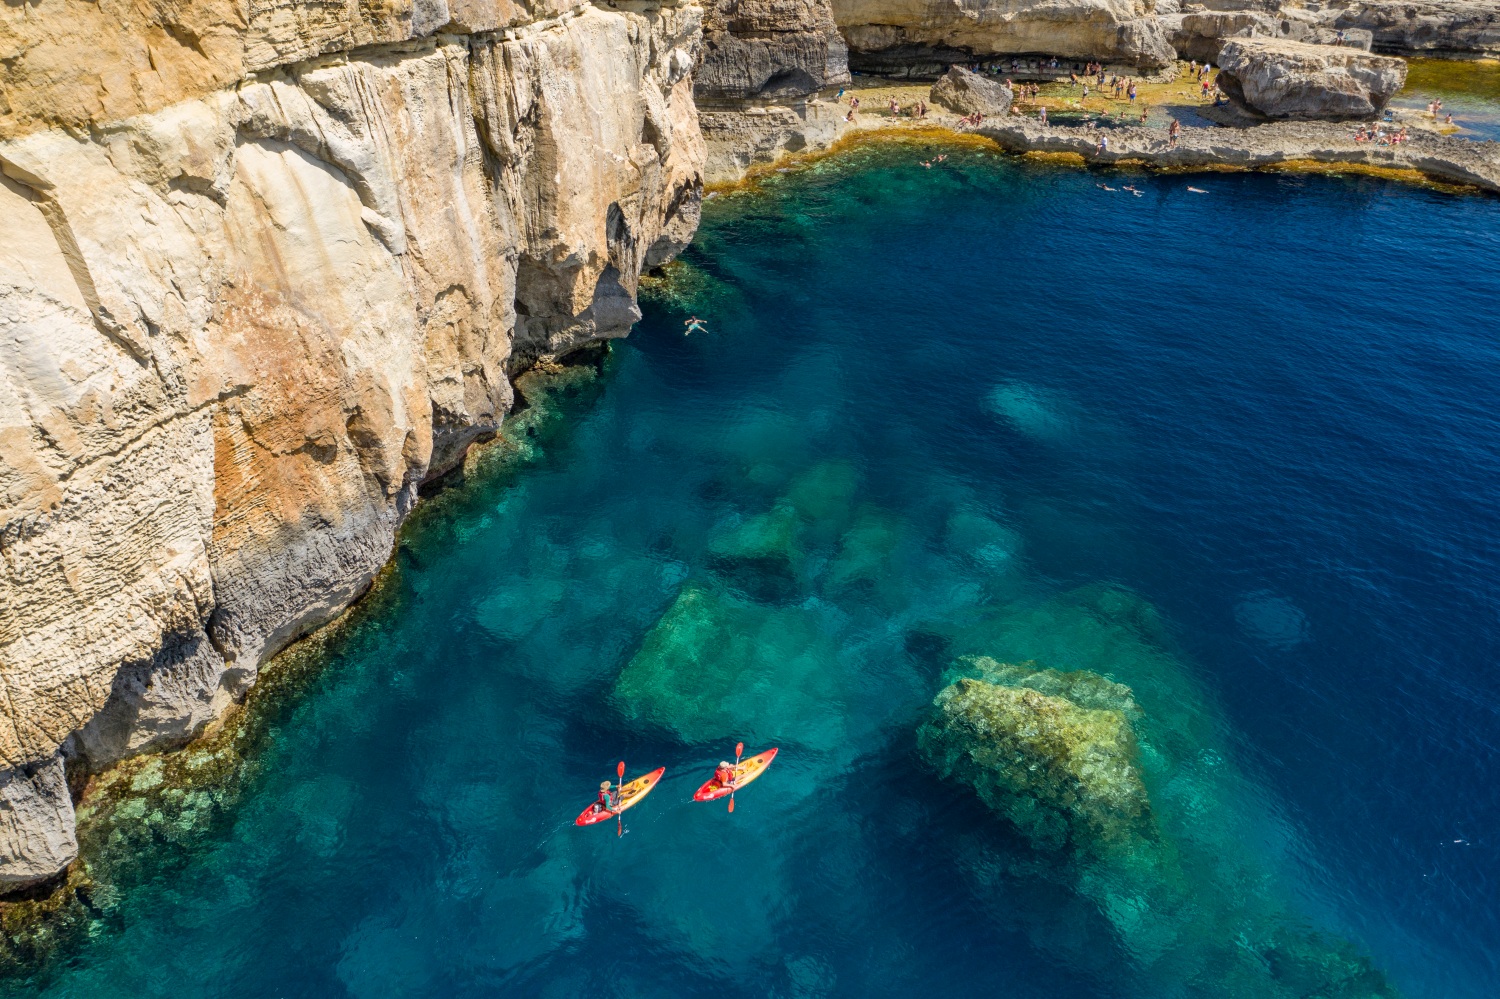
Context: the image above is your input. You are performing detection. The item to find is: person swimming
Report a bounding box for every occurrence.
[684,317,709,335]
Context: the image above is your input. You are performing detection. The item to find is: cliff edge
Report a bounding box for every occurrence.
[0,0,705,889]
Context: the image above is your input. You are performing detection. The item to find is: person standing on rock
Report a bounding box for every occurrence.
[1169,118,1181,148]
[1039,106,1048,126]
[1128,83,1137,104]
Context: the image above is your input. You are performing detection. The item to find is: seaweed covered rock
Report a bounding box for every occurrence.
[929,67,1014,117]
[918,663,1153,855]
[613,583,844,748]
[706,460,861,599]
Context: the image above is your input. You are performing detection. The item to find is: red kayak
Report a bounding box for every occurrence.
[575,767,665,826]
[693,748,778,801]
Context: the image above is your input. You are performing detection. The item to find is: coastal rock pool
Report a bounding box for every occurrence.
[9,146,1499,998]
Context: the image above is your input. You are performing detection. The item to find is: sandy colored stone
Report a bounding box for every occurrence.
[1217,37,1407,119]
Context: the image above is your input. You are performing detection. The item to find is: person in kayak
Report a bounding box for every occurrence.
[714,761,737,790]
[594,780,617,815]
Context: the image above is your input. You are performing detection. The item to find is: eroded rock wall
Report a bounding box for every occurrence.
[831,0,1177,75]
[0,0,705,889]
[695,0,853,182]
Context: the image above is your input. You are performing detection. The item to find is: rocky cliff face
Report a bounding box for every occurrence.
[694,0,852,182]
[832,0,1177,75]
[0,0,705,889]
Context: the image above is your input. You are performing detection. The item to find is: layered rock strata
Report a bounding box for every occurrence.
[695,0,852,182]
[831,0,1178,76]
[1216,37,1408,118]
[929,66,1016,115]
[1163,1,1500,61]
[0,0,705,889]
[973,115,1500,190]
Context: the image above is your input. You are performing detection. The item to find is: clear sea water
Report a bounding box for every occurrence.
[13,147,1500,998]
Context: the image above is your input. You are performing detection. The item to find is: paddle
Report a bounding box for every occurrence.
[616,760,626,838]
[728,741,743,813]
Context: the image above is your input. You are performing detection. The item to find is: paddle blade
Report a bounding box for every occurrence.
[728,795,735,814]
[735,742,744,758]
[617,760,626,778]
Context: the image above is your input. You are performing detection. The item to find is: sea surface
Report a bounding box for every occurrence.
[13,147,1500,998]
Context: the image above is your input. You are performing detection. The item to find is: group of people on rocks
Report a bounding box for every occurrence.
[1355,124,1410,145]
[1425,99,1455,125]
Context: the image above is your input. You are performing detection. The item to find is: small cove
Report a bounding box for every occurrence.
[7,146,1500,999]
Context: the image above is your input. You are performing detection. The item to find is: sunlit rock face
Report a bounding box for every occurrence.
[1217,37,1408,119]
[831,0,1178,76]
[0,0,705,889]
[919,659,1153,855]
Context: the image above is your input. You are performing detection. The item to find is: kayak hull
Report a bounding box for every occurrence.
[575,767,666,826]
[693,748,778,801]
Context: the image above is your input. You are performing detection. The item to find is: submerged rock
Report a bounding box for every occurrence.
[929,67,1014,117]
[613,583,844,748]
[706,460,861,599]
[1216,38,1408,120]
[919,663,1154,855]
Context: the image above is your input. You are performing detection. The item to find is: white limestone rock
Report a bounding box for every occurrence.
[1216,37,1407,119]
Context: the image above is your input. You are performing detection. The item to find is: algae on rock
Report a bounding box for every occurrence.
[612,582,845,749]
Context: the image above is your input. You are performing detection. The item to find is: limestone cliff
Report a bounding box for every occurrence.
[832,0,1177,75]
[0,0,705,889]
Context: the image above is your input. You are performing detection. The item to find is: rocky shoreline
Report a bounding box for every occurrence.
[2,0,1498,899]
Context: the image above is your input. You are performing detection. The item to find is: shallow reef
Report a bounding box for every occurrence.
[921,588,1401,998]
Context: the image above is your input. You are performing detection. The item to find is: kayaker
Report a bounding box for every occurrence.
[714,761,737,790]
[594,780,617,815]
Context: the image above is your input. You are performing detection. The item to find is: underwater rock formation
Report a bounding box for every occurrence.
[612,582,846,748]
[0,0,705,889]
[919,660,1154,855]
[925,587,1402,998]
[1217,37,1408,119]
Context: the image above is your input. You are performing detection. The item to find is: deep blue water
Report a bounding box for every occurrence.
[20,149,1500,998]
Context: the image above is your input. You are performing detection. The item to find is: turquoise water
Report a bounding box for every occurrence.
[11,148,1500,997]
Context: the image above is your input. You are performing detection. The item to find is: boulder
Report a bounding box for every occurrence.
[1216,38,1407,119]
[612,583,846,748]
[929,66,1014,116]
[917,660,1154,855]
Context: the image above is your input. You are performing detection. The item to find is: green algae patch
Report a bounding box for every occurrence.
[920,669,1155,855]
[612,582,844,748]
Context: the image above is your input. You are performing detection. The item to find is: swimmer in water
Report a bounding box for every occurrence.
[1187,186,1208,193]
[684,317,708,335]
